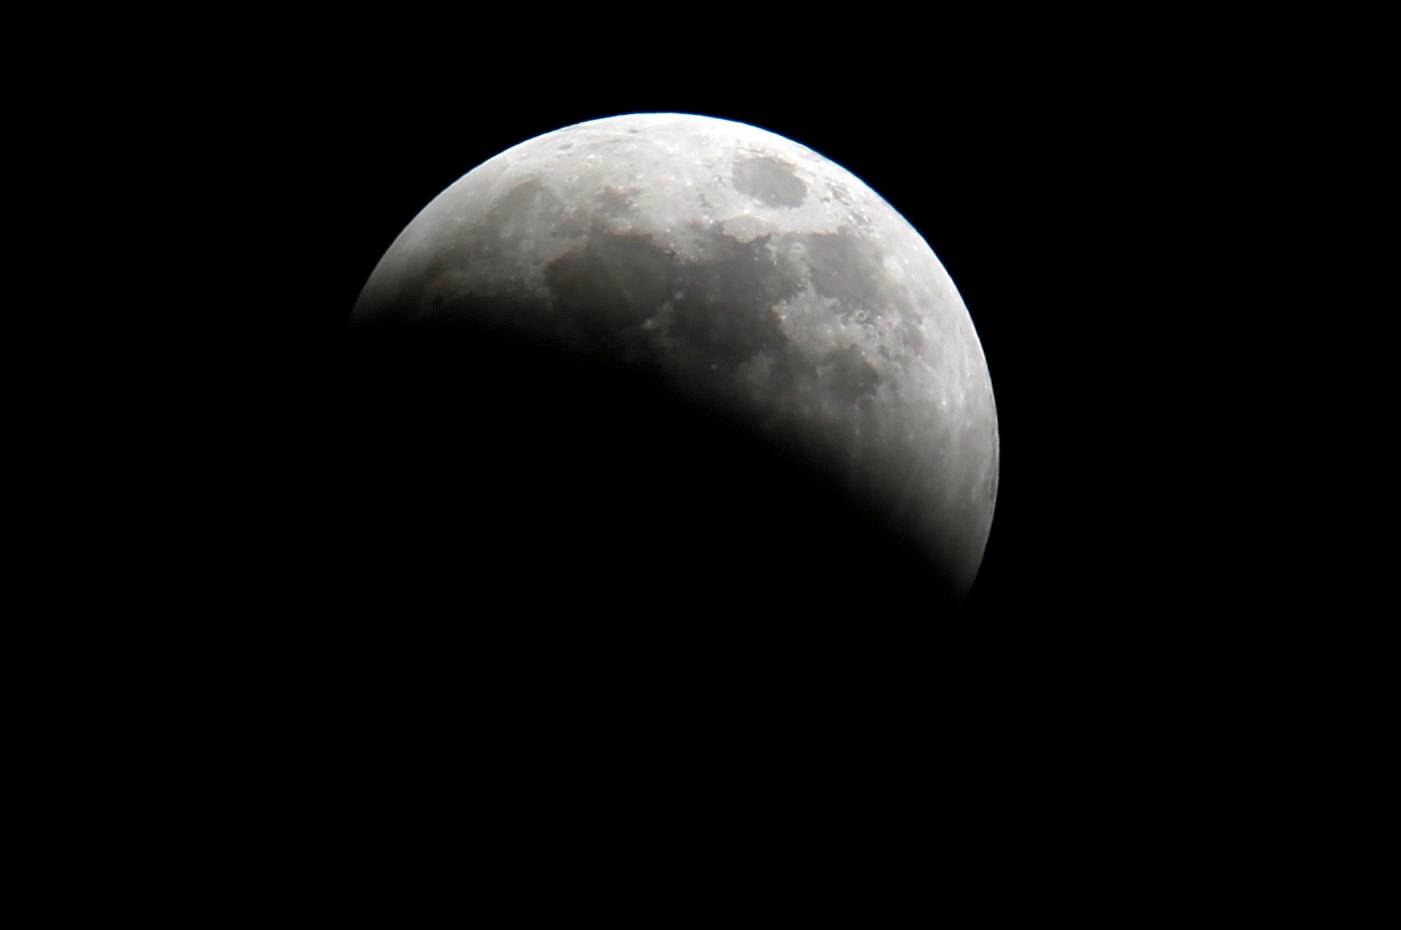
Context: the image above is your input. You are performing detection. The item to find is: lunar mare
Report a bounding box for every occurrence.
[354,113,997,599]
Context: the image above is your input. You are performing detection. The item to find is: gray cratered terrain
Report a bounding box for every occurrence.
[354,113,998,599]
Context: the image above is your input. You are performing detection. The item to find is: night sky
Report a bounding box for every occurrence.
[100,15,1275,898]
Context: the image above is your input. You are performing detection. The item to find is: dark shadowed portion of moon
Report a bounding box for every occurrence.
[353,113,997,600]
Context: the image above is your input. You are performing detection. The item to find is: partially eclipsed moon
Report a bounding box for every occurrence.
[353,113,998,600]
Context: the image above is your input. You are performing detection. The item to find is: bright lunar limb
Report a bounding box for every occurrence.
[354,113,998,600]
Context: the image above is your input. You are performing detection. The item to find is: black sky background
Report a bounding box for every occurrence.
[47,16,1320,898]
[10,9,1369,906]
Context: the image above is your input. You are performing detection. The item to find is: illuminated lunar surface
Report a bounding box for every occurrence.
[354,113,998,599]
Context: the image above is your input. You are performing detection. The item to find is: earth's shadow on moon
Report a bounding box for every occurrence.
[330,315,965,644]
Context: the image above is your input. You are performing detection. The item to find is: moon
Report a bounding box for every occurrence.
[353,113,998,600]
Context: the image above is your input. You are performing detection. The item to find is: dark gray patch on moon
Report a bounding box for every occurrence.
[486,178,562,233]
[445,178,571,269]
[667,232,800,374]
[544,228,673,346]
[800,229,888,317]
[731,156,807,208]
[818,345,881,401]
[595,187,638,217]
[542,225,804,382]
[407,179,570,315]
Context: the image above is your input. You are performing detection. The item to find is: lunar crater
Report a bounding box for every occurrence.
[731,156,807,208]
